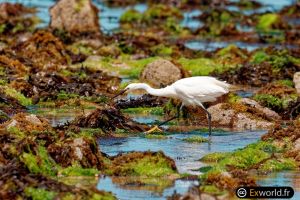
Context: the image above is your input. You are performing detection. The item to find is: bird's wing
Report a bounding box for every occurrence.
[173,78,228,103]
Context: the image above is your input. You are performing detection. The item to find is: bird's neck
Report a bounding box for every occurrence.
[143,84,175,97]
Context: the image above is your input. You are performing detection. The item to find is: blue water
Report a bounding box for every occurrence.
[1,0,295,33]
[256,171,300,200]
[97,176,199,200]
[99,131,265,174]
[184,40,298,52]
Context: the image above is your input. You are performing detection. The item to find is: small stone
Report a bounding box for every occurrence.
[293,72,300,94]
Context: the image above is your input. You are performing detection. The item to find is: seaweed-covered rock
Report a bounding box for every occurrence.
[253,82,298,119]
[47,137,104,169]
[140,59,186,88]
[13,30,68,69]
[0,54,29,80]
[74,106,148,132]
[0,113,52,133]
[50,0,100,35]
[28,68,120,100]
[108,151,177,177]
[0,3,37,34]
[203,97,281,131]
[207,103,275,131]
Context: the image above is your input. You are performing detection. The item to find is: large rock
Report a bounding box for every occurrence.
[239,98,281,120]
[206,99,280,131]
[50,0,100,34]
[293,72,300,94]
[140,59,186,88]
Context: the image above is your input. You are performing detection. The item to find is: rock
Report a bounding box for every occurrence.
[47,137,104,169]
[239,98,281,120]
[234,113,273,131]
[207,102,275,131]
[207,103,235,127]
[50,0,100,35]
[293,72,300,94]
[140,59,185,88]
[1,113,51,133]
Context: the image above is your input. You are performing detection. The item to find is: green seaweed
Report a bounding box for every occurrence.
[60,166,99,176]
[57,90,79,100]
[200,152,231,163]
[24,187,57,200]
[145,134,167,140]
[3,86,32,106]
[256,13,279,31]
[258,158,297,172]
[122,107,164,115]
[182,136,208,143]
[178,57,231,76]
[200,185,226,195]
[109,152,177,177]
[254,94,296,111]
[20,146,59,176]
[120,9,143,23]
[150,44,173,56]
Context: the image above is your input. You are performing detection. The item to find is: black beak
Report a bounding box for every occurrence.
[112,89,128,99]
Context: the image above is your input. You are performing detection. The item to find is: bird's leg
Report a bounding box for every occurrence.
[159,103,183,126]
[144,103,183,134]
[197,102,212,138]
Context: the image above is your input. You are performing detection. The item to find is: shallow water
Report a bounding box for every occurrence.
[97,176,199,200]
[184,40,298,52]
[2,0,295,33]
[30,106,299,200]
[256,171,300,200]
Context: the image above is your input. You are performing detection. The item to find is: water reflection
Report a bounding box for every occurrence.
[97,176,198,200]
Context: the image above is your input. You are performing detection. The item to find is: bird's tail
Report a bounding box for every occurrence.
[214,79,230,93]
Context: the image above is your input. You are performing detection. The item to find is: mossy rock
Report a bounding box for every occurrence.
[108,151,177,177]
[256,13,279,31]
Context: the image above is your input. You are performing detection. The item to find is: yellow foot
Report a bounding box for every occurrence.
[144,125,163,134]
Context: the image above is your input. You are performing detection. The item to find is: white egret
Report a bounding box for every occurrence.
[113,76,230,136]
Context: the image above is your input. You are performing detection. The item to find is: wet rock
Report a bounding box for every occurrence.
[239,98,281,120]
[140,59,186,88]
[47,137,104,169]
[74,106,148,132]
[293,72,300,94]
[206,100,278,131]
[50,0,100,35]
[0,113,52,133]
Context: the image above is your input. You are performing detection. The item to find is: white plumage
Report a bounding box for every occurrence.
[118,76,230,136]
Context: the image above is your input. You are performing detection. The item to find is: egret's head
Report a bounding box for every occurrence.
[124,83,147,92]
[112,83,149,99]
